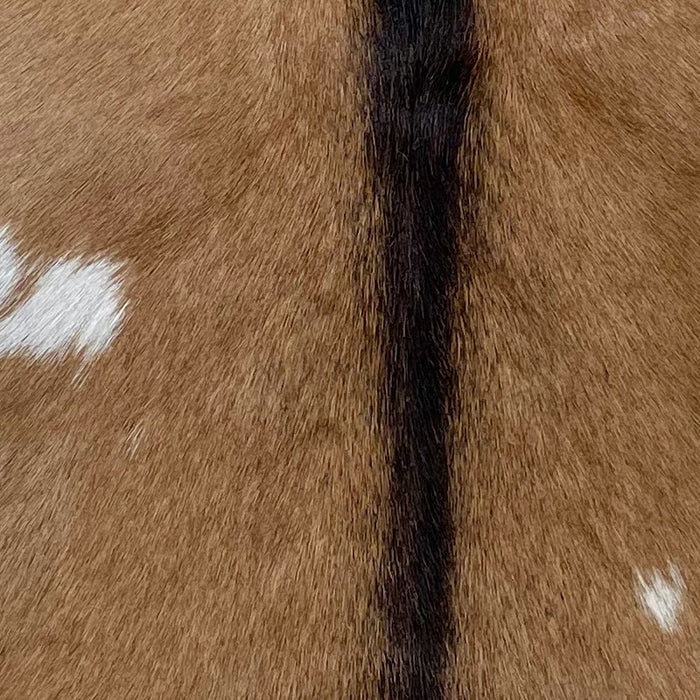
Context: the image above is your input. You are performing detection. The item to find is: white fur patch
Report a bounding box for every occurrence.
[636,563,685,634]
[0,225,25,307]
[0,226,127,363]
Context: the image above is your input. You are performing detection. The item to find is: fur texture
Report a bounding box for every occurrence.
[0,0,698,698]
[367,0,477,697]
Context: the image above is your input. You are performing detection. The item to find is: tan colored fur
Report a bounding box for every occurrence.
[451,1,700,696]
[0,0,698,698]
[0,2,384,696]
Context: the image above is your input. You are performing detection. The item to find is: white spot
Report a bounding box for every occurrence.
[0,225,25,306]
[0,227,127,364]
[636,563,685,633]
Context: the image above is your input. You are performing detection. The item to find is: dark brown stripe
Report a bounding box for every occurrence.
[366,1,478,698]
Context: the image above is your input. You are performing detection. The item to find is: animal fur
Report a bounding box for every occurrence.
[0,0,698,698]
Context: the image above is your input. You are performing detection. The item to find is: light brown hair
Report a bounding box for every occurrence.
[0,1,698,697]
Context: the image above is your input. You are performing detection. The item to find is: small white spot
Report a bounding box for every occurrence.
[0,225,25,306]
[0,226,127,364]
[636,563,685,633]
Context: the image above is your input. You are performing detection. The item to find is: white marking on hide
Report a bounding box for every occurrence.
[636,563,685,634]
[0,227,127,363]
[0,225,25,306]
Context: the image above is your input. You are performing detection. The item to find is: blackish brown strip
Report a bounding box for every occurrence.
[366,1,479,698]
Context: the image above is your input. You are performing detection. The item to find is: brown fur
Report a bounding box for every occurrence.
[451,1,700,696]
[0,0,698,697]
[0,1,384,696]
